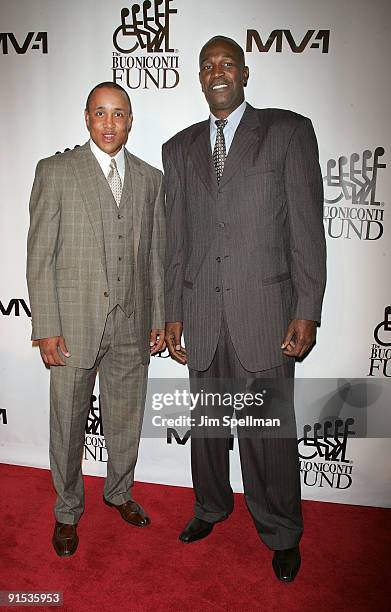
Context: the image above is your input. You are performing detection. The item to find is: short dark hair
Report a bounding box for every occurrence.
[199,36,245,68]
[85,82,132,114]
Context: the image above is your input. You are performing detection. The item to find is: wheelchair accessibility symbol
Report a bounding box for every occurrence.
[113,1,177,54]
[374,306,391,347]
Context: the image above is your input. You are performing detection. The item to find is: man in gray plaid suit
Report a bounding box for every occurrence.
[27,82,165,557]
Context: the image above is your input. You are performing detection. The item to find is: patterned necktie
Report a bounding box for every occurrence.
[213,119,228,183]
[107,158,122,206]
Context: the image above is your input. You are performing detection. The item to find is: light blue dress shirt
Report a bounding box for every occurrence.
[209,100,247,155]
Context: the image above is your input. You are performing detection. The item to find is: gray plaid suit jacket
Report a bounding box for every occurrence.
[27,142,165,369]
[163,104,326,372]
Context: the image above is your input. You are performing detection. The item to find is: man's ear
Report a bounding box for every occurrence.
[243,66,249,87]
[128,113,133,132]
[84,109,90,130]
[199,72,205,92]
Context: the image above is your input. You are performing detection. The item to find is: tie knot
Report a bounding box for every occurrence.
[215,119,227,130]
[110,158,117,170]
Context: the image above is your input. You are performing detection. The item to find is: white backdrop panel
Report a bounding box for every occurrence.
[0,0,390,507]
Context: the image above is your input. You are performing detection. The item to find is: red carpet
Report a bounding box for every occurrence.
[0,464,389,611]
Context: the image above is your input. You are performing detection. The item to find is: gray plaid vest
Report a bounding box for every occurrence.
[95,157,135,316]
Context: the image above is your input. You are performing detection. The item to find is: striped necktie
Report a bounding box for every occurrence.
[213,119,228,183]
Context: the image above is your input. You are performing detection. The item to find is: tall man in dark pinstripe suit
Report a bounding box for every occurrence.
[163,36,326,582]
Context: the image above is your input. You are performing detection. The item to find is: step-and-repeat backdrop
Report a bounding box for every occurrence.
[0,0,390,507]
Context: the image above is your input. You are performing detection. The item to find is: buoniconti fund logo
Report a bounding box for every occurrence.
[84,395,107,463]
[298,418,355,490]
[368,306,391,378]
[112,0,179,90]
[323,147,386,240]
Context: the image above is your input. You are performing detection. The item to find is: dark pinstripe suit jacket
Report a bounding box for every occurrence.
[163,104,326,372]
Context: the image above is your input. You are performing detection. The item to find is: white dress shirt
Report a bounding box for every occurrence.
[209,100,247,154]
[89,139,125,183]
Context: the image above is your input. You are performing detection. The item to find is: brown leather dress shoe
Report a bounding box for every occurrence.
[103,497,150,527]
[52,521,79,557]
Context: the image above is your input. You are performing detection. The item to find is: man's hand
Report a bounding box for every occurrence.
[165,322,187,365]
[38,336,70,366]
[281,319,317,359]
[150,329,166,355]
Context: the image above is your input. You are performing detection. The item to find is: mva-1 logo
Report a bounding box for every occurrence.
[0,32,48,54]
[0,299,31,317]
[166,428,234,449]
[246,29,330,53]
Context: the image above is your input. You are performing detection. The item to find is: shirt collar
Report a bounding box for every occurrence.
[210,100,247,131]
[89,139,125,178]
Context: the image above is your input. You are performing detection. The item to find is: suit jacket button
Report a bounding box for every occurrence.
[104,291,109,297]
[215,286,221,292]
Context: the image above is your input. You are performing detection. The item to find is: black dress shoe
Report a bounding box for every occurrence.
[52,521,79,557]
[179,517,215,543]
[272,546,301,582]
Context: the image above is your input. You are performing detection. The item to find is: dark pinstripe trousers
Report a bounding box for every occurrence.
[189,316,303,550]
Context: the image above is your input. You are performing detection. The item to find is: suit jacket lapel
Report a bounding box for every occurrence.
[188,121,218,198]
[187,105,269,195]
[125,150,146,265]
[219,104,266,190]
[70,142,107,272]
